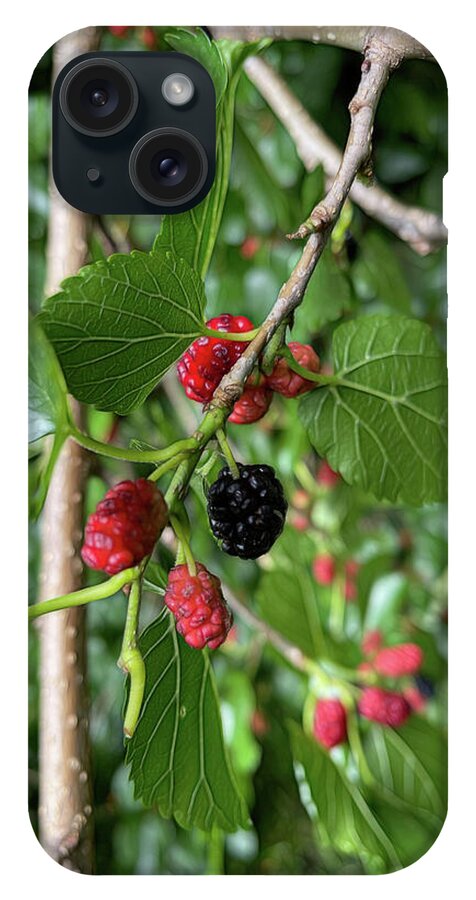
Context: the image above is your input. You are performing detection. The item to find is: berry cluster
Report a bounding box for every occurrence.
[358,687,411,727]
[312,635,425,750]
[177,314,255,403]
[207,463,287,559]
[177,313,320,423]
[359,632,426,716]
[81,479,167,575]
[164,563,232,650]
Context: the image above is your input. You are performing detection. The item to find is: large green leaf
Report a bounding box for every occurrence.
[41,252,206,414]
[155,29,268,280]
[299,315,447,505]
[364,718,447,828]
[289,724,402,873]
[125,610,249,833]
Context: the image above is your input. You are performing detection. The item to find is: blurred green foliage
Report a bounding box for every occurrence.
[29,27,447,875]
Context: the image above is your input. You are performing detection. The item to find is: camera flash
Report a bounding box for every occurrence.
[161,73,194,107]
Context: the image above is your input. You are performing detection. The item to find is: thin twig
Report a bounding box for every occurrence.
[211,25,433,61]
[244,56,446,254]
[288,40,398,240]
[223,589,312,674]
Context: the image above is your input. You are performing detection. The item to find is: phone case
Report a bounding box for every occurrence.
[28,25,448,876]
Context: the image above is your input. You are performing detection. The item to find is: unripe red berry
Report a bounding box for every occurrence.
[290,513,310,532]
[240,236,260,259]
[344,559,360,602]
[177,313,255,403]
[251,709,269,737]
[357,661,374,676]
[358,687,411,727]
[229,376,272,424]
[109,26,130,37]
[361,630,383,658]
[374,643,423,678]
[312,554,335,586]
[142,26,156,48]
[81,479,167,575]
[164,563,233,650]
[313,699,348,749]
[292,489,310,510]
[266,342,320,398]
[316,459,341,487]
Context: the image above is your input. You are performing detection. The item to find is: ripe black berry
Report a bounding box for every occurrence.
[207,463,287,559]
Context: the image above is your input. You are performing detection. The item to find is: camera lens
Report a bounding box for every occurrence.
[129,128,208,207]
[59,58,138,137]
[90,88,109,107]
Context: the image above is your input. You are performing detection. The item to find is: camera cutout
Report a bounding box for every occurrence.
[52,52,216,214]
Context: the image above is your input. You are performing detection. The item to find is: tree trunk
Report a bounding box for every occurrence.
[36,26,97,873]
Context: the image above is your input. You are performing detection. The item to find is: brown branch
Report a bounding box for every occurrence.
[211,25,433,61]
[209,39,398,408]
[36,27,97,873]
[244,56,446,255]
[288,40,398,240]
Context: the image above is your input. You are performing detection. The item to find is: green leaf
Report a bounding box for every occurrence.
[29,317,69,442]
[295,246,354,334]
[299,315,447,505]
[165,27,228,104]
[257,528,325,659]
[28,319,71,517]
[154,31,264,280]
[352,231,412,313]
[126,610,249,833]
[289,723,402,873]
[364,718,447,827]
[363,572,409,632]
[41,252,206,414]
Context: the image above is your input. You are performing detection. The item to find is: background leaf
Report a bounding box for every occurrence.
[41,252,206,414]
[295,246,354,334]
[29,317,69,443]
[289,723,402,873]
[126,611,249,833]
[28,319,71,517]
[364,718,447,827]
[299,315,447,505]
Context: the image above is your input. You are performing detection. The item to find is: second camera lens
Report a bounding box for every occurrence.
[129,128,208,208]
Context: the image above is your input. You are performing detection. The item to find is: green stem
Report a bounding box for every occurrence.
[170,515,197,576]
[118,578,146,739]
[261,320,289,374]
[329,573,346,640]
[281,348,338,385]
[147,452,188,483]
[216,428,240,478]
[346,708,375,786]
[70,424,197,464]
[203,326,260,342]
[206,827,225,875]
[28,567,138,621]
